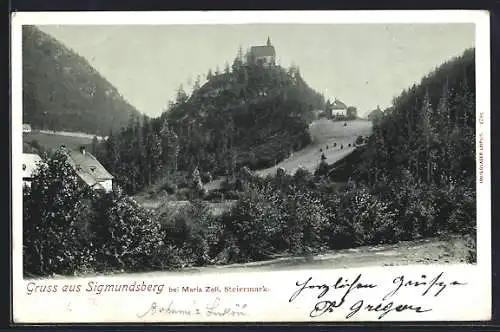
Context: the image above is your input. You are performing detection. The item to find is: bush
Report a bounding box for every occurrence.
[161,182,178,195]
[332,182,398,247]
[23,149,96,276]
[464,234,477,264]
[89,192,165,272]
[315,160,329,177]
[201,172,212,184]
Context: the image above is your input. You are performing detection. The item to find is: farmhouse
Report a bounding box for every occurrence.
[331,99,348,119]
[66,146,114,193]
[250,37,276,67]
[23,124,32,133]
[22,153,43,188]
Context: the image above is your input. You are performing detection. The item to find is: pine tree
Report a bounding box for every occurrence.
[159,120,179,175]
[420,90,436,183]
[193,75,201,91]
[91,135,99,155]
[176,84,188,104]
[207,68,213,81]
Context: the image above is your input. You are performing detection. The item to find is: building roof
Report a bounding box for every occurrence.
[331,99,348,110]
[22,153,43,179]
[66,148,114,182]
[250,45,276,58]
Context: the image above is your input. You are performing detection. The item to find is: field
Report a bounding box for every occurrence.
[257,119,373,176]
[24,131,95,151]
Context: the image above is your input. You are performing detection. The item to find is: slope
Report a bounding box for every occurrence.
[22,25,142,136]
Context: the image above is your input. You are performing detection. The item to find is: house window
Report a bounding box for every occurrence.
[22,164,26,171]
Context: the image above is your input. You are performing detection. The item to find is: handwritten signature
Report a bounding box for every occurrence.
[137,297,247,318]
[290,272,467,319]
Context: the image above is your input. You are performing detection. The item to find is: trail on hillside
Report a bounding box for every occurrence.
[256,119,373,177]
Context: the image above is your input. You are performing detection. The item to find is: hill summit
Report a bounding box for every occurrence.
[161,42,326,174]
[95,41,327,194]
[22,25,142,136]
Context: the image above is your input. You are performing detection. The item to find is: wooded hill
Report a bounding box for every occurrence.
[96,50,326,194]
[22,26,142,136]
[330,48,475,189]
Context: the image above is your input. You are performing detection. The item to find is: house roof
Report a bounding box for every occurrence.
[66,148,114,182]
[331,99,348,110]
[22,153,43,179]
[250,45,276,58]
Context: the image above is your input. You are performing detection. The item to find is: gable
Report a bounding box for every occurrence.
[67,149,114,181]
[22,153,43,178]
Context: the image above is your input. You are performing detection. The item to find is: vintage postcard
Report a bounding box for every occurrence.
[11,10,491,323]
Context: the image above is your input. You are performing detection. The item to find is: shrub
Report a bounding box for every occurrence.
[464,234,477,264]
[224,184,285,262]
[162,182,178,195]
[89,192,165,272]
[201,172,212,184]
[315,160,329,177]
[333,182,398,247]
[23,149,96,276]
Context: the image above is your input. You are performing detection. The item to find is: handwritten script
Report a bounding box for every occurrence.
[137,297,247,319]
[289,272,467,320]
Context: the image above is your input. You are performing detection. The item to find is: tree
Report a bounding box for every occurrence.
[176,84,188,104]
[90,191,165,271]
[23,149,95,276]
[91,135,99,155]
[193,75,201,91]
[232,46,244,73]
[224,61,231,75]
[207,69,213,81]
[420,90,437,183]
[145,129,163,185]
[346,106,358,120]
[159,120,180,175]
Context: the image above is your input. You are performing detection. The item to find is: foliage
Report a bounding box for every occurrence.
[89,192,165,272]
[23,148,96,276]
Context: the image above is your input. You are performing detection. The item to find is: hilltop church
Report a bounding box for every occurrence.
[249,37,276,67]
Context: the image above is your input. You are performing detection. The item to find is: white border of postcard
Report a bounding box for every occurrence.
[11,10,491,323]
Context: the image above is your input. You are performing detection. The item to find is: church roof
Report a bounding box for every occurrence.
[250,45,276,58]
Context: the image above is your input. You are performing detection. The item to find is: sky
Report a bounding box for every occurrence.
[38,24,475,118]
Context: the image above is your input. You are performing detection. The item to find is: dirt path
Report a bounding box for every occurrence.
[90,236,470,279]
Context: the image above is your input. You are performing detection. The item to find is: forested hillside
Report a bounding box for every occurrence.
[22,25,142,135]
[95,49,326,194]
[352,48,475,186]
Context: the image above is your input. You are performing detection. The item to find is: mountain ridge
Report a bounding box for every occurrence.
[22,25,143,136]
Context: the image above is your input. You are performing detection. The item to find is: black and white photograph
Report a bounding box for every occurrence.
[11,10,491,323]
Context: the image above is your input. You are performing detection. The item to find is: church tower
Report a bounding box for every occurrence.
[267,36,272,46]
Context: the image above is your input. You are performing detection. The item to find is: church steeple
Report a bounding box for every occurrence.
[267,36,271,46]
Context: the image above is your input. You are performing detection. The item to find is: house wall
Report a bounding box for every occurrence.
[23,179,32,188]
[332,109,347,117]
[99,179,113,193]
